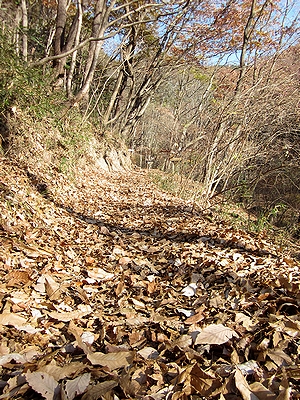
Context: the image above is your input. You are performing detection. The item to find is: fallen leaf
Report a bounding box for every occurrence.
[267,349,292,367]
[115,280,125,296]
[0,353,27,366]
[178,363,221,397]
[87,351,134,370]
[81,380,118,400]
[68,321,92,355]
[138,347,159,360]
[49,310,91,322]
[249,382,276,400]
[276,369,291,400]
[99,226,110,235]
[87,267,114,281]
[0,312,27,328]
[39,361,87,381]
[182,283,197,297]
[5,270,31,287]
[235,312,256,331]
[44,274,61,300]
[65,373,91,400]
[235,368,260,400]
[172,334,193,349]
[119,256,131,265]
[195,324,239,345]
[184,310,205,324]
[25,371,59,400]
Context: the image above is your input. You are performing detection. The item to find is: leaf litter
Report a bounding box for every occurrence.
[0,156,299,399]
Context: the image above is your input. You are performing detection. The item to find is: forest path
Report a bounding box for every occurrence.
[0,157,299,399]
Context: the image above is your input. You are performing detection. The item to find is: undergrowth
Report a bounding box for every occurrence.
[148,168,300,258]
[0,32,108,178]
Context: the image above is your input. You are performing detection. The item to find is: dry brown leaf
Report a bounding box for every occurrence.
[39,361,87,381]
[146,280,157,294]
[0,344,9,356]
[12,239,53,257]
[126,315,149,326]
[128,331,145,346]
[131,298,145,309]
[249,382,277,400]
[178,363,221,397]
[115,280,125,296]
[267,349,292,367]
[0,353,27,366]
[5,270,31,287]
[235,312,256,331]
[172,334,193,349]
[272,331,282,347]
[99,226,110,235]
[137,347,159,360]
[235,368,260,400]
[184,310,205,325]
[118,256,131,265]
[85,256,95,265]
[25,371,59,400]
[0,312,27,328]
[231,348,240,364]
[65,373,91,400]
[87,267,114,281]
[195,324,239,345]
[81,380,117,400]
[87,351,134,370]
[119,371,141,397]
[0,374,28,399]
[275,369,291,400]
[48,310,91,322]
[68,321,92,355]
[1,156,299,400]
[44,274,61,301]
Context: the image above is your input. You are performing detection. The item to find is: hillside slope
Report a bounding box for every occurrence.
[0,156,299,399]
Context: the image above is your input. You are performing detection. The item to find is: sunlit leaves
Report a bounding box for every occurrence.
[195,324,239,345]
[0,157,299,399]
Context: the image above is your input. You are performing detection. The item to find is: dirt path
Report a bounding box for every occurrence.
[0,157,299,399]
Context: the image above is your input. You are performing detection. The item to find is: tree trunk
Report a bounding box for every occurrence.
[235,0,270,94]
[235,0,256,94]
[53,0,67,76]
[66,0,83,98]
[14,6,22,56]
[73,0,115,104]
[20,0,28,61]
[103,27,137,125]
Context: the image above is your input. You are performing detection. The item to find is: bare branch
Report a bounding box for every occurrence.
[29,17,156,68]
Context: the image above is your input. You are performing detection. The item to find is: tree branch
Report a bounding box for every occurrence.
[29,17,156,68]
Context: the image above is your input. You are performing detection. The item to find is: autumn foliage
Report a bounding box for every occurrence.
[0,2,300,397]
[0,157,300,399]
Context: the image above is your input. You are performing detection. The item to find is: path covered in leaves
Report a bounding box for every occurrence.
[0,156,299,399]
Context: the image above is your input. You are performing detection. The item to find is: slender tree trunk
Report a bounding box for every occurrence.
[54,0,67,76]
[66,0,83,98]
[103,27,136,125]
[14,6,22,56]
[235,0,270,94]
[235,0,256,94]
[83,0,105,80]
[103,69,125,125]
[73,0,116,104]
[46,27,55,57]
[20,0,28,61]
